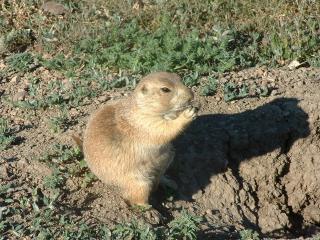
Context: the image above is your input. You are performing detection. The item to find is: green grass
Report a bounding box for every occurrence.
[1,0,319,107]
[2,1,319,74]
[6,71,137,110]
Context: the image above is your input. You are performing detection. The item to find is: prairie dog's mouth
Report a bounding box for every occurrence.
[172,100,200,112]
[172,104,191,112]
[162,101,200,120]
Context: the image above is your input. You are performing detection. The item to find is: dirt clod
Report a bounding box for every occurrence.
[41,1,68,15]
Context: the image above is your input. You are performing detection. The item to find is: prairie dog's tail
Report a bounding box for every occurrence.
[71,134,83,151]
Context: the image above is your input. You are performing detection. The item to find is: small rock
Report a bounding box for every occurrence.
[144,209,162,224]
[98,95,111,103]
[164,202,173,208]
[215,96,222,101]
[69,108,79,117]
[23,78,30,86]
[83,97,90,103]
[132,0,144,10]
[13,90,27,101]
[296,80,305,86]
[16,159,28,167]
[267,76,277,82]
[270,82,276,88]
[310,114,319,123]
[0,36,6,55]
[0,165,9,179]
[0,60,6,69]
[192,190,203,200]
[24,120,32,126]
[41,1,68,15]
[270,90,278,96]
[188,205,196,213]
[205,209,213,217]
[273,189,282,197]
[10,75,20,84]
[256,68,264,77]
[288,60,300,70]
[62,79,72,89]
[288,60,309,70]
[219,77,228,84]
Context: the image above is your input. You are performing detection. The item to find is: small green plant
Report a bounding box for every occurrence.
[130,204,152,213]
[183,72,200,87]
[0,118,14,150]
[313,234,320,240]
[167,210,202,240]
[0,29,34,54]
[39,144,81,165]
[6,52,35,72]
[26,188,109,239]
[39,144,97,189]
[113,220,157,240]
[239,229,260,240]
[48,108,69,133]
[43,168,66,190]
[54,144,82,163]
[201,76,217,96]
[256,86,270,97]
[224,83,249,102]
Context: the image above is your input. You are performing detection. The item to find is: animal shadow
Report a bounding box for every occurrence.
[170,97,310,199]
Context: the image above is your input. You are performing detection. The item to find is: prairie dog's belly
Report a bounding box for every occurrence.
[84,138,173,184]
[135,143,173,170]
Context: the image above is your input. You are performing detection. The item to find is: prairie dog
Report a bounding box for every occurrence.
[83,72,196,206]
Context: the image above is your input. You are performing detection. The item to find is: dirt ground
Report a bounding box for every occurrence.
[1,64,320,239]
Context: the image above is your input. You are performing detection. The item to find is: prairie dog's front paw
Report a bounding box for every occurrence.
[164,112,178,120]
[183,106,197,120]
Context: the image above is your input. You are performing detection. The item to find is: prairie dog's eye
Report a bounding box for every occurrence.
[161,87,171,93]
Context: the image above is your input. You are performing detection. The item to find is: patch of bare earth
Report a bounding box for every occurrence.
[1,65,320,239]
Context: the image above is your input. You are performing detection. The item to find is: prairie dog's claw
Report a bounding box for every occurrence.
[164,112,178,120]
[183,106,197,120]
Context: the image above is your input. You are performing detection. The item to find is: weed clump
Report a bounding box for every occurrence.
[0,118,15,150]
[6,52,36,72]
[0,29,34,55]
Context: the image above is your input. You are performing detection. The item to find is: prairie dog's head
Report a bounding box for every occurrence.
[134,72,194,116]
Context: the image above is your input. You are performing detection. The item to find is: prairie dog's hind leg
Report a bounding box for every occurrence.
[153,149,175,191]
[122,179,152,206]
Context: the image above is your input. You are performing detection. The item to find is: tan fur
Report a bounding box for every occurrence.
[83,72,196,206]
